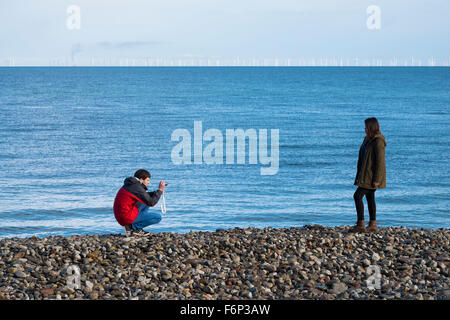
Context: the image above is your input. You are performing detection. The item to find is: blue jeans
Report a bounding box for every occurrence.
[131,202,162,230]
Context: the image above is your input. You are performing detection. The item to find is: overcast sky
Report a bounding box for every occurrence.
[1,0,449,65]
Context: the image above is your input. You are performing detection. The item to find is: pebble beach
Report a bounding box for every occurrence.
[0,225,448,300]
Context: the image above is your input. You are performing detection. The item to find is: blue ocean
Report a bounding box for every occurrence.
[0,67,449,238]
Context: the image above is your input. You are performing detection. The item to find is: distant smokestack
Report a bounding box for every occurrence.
[71,43,82,65]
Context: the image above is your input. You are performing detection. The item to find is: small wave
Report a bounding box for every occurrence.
[22,105,53,109]
[284,161,337,167]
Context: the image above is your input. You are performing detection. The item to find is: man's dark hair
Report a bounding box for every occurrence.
[134,169,151,180]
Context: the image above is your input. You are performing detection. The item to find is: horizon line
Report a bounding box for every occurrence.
[2,57,449,67]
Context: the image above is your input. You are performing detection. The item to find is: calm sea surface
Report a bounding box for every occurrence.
[0,67,449,238]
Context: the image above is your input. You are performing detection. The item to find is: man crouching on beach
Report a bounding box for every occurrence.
[114,169,165,236]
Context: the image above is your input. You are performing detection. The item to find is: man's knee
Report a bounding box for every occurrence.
[148,214,162,225]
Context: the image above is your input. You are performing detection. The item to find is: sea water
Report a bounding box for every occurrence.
[0,67,449,238]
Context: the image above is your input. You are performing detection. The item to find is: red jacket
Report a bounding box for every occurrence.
[113,177,162,226]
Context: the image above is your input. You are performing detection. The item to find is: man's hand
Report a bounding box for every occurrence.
[373,182,380,188]
[159,181,165,193]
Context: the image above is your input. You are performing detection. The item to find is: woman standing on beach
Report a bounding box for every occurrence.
[350,117,387,233]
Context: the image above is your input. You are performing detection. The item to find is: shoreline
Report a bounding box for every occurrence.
[0,225,448,300]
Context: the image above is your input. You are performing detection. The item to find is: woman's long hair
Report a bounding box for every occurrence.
[365,117,381,139]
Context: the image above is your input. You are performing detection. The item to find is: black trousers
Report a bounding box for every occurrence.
[353,187,376,221]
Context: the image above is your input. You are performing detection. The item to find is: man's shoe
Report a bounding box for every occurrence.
[366,220,378,232]
[131,229,151,237]
[349,220,366,233]
[123,225,133,236]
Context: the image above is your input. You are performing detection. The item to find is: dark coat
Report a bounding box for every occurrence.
[354,134,387,189]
